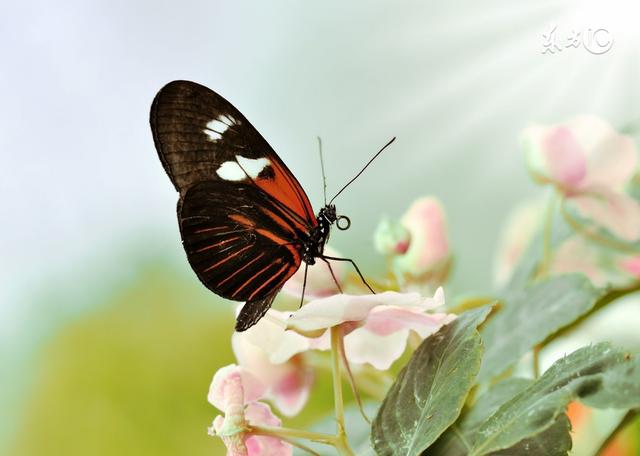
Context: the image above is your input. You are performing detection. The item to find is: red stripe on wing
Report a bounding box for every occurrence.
[248,262,291,300]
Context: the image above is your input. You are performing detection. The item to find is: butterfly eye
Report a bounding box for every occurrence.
[336,215,351,231]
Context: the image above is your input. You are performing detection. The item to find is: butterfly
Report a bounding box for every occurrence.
[150,80,393,331]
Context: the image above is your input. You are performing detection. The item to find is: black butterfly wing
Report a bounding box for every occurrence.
[151,80,317,231]
[151,80,320,331]
[235,288,282,332]
[179,180,306,328]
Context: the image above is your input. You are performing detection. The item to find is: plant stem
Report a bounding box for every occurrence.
[594,409,639,455]
[253,327,357,455]
[331,327,346,429]
[532,344,541,378]
[251,425,337,445]
[540,191,557,277]
[331,325,355,456]
[250,329,361,456]
[337,326,370,424]
[284,439,322,456]
[306,352,388,400]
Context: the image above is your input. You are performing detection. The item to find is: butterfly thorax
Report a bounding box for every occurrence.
[302,205,337,265]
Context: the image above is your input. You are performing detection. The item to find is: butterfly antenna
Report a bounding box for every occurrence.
[317,136,328,206]
[329,137,396,205]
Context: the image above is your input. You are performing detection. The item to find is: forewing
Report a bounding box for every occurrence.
[151,80,316,226]
[179,181,305,302]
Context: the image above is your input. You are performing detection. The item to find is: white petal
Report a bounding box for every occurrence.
[344,328,409,370]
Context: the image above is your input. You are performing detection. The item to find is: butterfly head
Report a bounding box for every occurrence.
[319,204,337,223]
[319,205,351,231]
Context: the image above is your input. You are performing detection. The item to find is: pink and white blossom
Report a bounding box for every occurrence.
[548,237,612,287]
[208,364,291,456]
[494,199,640,287]
[550,239,640,287]
[232,311,315,416]
[524,115,640,241]
[288,289,455,370]
[234,290,453,380]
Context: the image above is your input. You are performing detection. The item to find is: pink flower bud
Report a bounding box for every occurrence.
[208,365,265,411]
[373,218,411,255]
[207,365,292,456]
[398,197,449,274]
[374,197,450,279]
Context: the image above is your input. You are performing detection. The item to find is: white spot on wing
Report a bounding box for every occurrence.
[216,155,271,181]
[204,129,222,141]
[237,156,271,179]
[218,114,237,127]
[216,161,245,181]
[203,114,239,142]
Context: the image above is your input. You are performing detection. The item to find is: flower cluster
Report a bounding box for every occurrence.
[208,246,454,454]
[524,115,640,242]
[497,116,640,287]
[205,114,640,455]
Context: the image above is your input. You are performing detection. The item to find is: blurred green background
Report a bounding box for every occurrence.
[3,1,640,454]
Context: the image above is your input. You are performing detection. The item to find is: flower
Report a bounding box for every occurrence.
[493,199,640,288]
[208,365,292,456]
[548,237,616,287]
[232,311,315,416]
[234,290,453,378]
[288,289,455,370]
[524,115,640,242]
[282,246,346,299]
[374,197,450,285]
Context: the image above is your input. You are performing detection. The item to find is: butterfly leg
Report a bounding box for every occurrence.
[321,255,375,294]
[320,257,344,294]
[299,262,309,309]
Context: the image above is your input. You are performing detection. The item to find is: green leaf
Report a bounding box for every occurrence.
[488,414,572,456]
[478,274,601,383]
[429,379,572,456]
[371,306,491,456]
[581,354,640,409]
[428,378,532,456]
[462,379,532,432]
[469,343,635,455]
